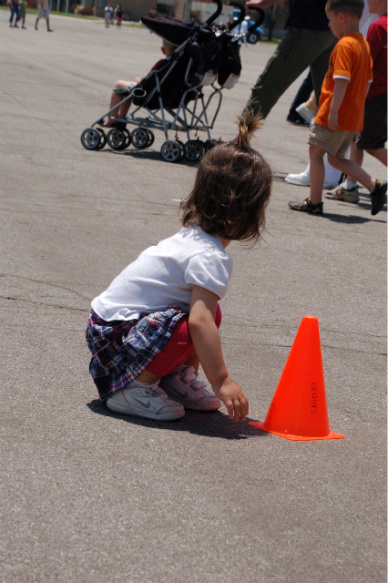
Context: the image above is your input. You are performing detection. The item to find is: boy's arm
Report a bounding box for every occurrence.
[189,285,249,422]
[328,78,349,131]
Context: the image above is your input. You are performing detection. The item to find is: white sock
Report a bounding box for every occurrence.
[344,178,357,190]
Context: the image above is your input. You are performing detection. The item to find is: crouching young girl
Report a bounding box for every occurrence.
[86,110,272,422]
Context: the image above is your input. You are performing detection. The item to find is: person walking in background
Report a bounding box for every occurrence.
[20,0,27,29]
[104,2,113,28]
[284,0,382,195]
[325,0,387,203]
[115,3,123,28]
[35,0,53,31]
[8,0,21,28]
[288,0,387,216]
[244,0,336,120]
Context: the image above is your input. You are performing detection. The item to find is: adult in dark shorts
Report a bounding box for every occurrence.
[326,0,387,203]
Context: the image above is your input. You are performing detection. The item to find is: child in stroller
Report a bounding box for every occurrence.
[101,39,176,129]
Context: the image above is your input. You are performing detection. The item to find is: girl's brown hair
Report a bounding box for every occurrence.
[180,108,272,244]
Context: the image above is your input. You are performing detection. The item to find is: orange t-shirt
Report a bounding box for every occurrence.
[315,33,373,131]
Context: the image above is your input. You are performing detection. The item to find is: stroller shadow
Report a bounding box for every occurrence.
[87,399,267,440]
[104,147,200,168]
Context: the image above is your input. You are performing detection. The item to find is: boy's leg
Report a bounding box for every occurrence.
[327,153,387,215]
[327,154,374,192]
[309,144,326,204]
[288,143,325,214]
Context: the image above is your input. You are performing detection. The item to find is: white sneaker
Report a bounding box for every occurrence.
[285,172,310,186]
[106,382,185,421]
[295,103,315,124]
[160,365,221,411]
[285,172,337,190]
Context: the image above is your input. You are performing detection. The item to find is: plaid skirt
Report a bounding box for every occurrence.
[86,306,188,401]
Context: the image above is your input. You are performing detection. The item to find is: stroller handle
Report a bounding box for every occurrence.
[206,0,223,25]
[228,1,247,30]
[247,7,265,30]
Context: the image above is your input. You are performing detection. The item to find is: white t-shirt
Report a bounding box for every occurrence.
[91,225,233,321]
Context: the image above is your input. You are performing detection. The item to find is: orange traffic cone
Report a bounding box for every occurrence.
[249,316,345,441]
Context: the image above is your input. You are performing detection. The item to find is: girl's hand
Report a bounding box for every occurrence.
[214,377,249,422]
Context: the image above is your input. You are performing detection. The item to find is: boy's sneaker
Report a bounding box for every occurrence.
[160,365,221,411]
[325,184,359,203]
[106,382,185,421]
[288,198,323,215]
[370,180,387,216]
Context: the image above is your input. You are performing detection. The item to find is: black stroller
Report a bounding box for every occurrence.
[80,0,264,163]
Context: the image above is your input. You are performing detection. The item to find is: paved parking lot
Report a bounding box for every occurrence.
[1,10,386,583]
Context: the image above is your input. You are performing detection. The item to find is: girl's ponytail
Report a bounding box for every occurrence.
[181,106,272,245]
[236,108,263,147]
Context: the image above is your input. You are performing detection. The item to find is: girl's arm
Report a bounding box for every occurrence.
[189,285,249,422]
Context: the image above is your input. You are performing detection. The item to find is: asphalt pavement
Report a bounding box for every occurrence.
[1,10,387,583]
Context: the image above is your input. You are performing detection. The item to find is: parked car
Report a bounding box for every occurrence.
[246,19,263,43]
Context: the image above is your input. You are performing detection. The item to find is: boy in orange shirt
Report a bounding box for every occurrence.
[289,0,387,215]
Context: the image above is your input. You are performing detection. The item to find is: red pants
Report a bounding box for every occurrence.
[147,305,222,377]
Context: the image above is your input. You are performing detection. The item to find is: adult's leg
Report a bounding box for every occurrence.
[287,72,313,123]
[246,28,335,119]
[366,147,388,166]
[310,36,337,104]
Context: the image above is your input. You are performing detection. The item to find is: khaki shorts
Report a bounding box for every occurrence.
[308,123,356,158]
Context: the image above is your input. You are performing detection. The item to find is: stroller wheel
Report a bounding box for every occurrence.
[95,128,107,150]
[176,140,186,162]
[146,130,155,148]
[107,128,127,151]
[160,140,184,163]
[81,128,101,150]
[123,129,132,149]
[131,127,151,149]
[185,140,204,162]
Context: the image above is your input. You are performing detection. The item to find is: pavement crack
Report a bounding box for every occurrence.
[0,273,90,301]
